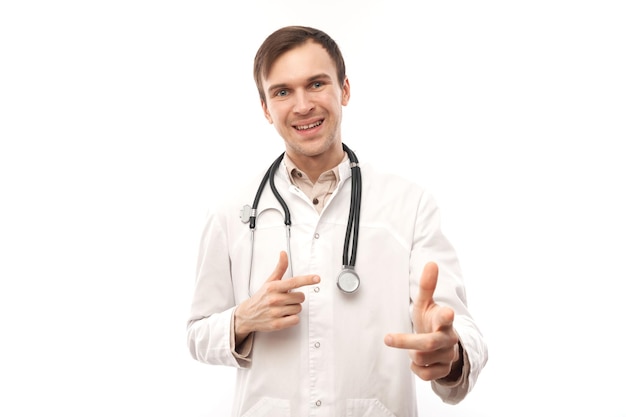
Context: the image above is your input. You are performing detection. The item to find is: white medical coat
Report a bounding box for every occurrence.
[187,158,488,417]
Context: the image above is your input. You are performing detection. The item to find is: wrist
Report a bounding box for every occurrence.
[234,305,252,344]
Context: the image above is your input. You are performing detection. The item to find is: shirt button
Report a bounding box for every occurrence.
[314,287,320,293]
[315,400,322,407]
[312,197,319,205]
[297,171,303,178]
[314,341,321,348]
[314,233,320,239]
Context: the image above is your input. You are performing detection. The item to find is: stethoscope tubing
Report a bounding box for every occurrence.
[342,145,361,269]
[248,207,294,290]
[245,143,361,293]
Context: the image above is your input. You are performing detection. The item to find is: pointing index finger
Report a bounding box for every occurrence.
[280,274,320,292]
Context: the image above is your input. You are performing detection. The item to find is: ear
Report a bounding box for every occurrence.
[341,77,351,106]
[261,98,273,124]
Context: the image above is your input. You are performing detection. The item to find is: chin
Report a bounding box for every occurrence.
[297,140,333,156]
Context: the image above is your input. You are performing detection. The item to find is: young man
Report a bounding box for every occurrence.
[187,26,488,417]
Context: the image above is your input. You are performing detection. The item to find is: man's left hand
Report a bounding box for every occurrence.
[384,262,462,381]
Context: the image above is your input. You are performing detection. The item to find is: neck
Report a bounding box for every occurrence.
[286,143,345,183]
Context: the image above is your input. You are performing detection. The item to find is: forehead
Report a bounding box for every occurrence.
[263,40,338,86]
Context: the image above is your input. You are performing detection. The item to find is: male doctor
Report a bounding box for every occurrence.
[187,25,488,417]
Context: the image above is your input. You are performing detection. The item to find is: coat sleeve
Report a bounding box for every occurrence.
[186,210,249,368]
[409,189,488,404]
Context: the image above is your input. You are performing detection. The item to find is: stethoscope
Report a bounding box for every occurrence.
[239,143,362,294]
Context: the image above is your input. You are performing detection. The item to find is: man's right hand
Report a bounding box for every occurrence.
[234,251,320,344]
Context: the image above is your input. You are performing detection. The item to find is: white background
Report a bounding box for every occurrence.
[1,1,625,416]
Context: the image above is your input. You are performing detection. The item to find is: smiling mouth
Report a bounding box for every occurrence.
[294,120,323,131]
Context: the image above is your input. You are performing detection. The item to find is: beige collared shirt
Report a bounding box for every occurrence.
[283,152,347,214]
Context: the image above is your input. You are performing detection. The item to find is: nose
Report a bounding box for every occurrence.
[292,90,314,115]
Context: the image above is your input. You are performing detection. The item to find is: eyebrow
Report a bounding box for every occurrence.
[267,73,334,93]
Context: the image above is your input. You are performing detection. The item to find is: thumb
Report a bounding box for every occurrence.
[266,251,289,282]
[416,262,438,308]
[414,262,438,330]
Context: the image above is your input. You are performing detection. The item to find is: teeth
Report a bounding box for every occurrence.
[295,121,322,130]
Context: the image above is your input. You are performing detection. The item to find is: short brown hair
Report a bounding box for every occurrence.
[253,26,346,103]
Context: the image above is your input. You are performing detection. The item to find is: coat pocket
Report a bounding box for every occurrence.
[346,398,397,417]
[241,397,290,417]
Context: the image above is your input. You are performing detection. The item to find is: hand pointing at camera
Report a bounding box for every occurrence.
[385,262,463,381]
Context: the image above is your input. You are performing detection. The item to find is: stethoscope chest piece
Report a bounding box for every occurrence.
[337,266,360,293]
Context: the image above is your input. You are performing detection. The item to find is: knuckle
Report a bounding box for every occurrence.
[408,350,421,362]
[266,294,281,307]
[445,347,457,363]
[268,320,282,332]
[422,338,439,351]
[268,321,282,331]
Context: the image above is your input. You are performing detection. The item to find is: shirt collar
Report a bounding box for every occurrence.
[283,152,349,185]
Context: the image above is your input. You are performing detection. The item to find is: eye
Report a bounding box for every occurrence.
[311,81,324,89]
[275,89,289,97]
